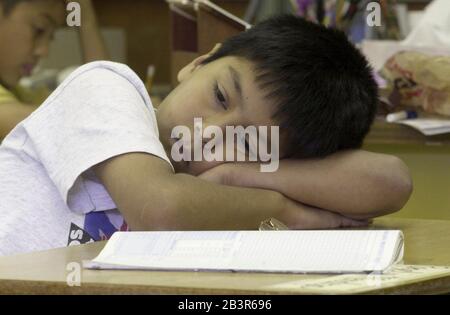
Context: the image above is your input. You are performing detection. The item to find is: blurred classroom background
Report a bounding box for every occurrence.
[29,0,450,221]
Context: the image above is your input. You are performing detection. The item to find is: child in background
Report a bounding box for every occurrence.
[0,0,108,139]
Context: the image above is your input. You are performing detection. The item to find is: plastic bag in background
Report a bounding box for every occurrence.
[381,51,450,116]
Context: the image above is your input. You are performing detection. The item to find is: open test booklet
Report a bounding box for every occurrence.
[84,230,404,274]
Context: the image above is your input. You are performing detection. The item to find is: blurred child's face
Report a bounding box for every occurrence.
[0,0,65,88]
[156,53,288,175]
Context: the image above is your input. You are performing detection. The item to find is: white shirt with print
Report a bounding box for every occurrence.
[0,61,172,256]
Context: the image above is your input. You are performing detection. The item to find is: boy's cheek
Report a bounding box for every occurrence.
[0,65,21,88]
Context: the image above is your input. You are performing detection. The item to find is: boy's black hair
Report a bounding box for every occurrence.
[202,15,378,158]
[0,0,27,15]
[0,0,61,15]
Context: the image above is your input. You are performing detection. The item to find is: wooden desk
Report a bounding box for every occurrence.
[363,120,450,221]
[0,218,449,295]
[365,119,450,147]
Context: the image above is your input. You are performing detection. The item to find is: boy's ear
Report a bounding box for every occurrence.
[177,43,221,83]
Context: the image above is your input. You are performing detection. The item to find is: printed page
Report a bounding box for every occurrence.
[264,265,450,294]
[85,230,403,273]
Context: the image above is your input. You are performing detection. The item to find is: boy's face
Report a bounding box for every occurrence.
[0,0,65,88]
[156,53,288,175]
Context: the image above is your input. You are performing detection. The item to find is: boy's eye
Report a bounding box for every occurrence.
[214,82,228,110]
[33,26,46,37]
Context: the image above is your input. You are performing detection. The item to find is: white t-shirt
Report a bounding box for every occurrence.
[0,61,172,256]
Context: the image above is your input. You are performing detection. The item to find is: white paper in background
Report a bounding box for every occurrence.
[408,11,425,32]
[395,4,411,39]
[395,119,450,136]
[264,265,450,294]
[361,0,450,72]
[402,0,450,48]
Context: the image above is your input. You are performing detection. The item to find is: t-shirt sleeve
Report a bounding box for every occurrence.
[23,62,173,214]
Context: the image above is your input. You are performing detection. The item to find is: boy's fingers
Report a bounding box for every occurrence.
[325,212,371,228]
[288,203,371,230]
[340,216,371,228]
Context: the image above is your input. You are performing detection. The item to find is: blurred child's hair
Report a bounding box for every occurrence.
[202,15,378,158]
[0,0,27,15]
[1,0,62,15]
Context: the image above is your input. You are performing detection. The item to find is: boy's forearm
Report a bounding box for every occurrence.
[94,154,287,231]
[158,173,287,230]
[168,173,371,230]
[222,150,413,219]
[77,0,109,62]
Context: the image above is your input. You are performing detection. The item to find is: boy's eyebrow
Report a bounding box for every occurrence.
[228,66,243,103]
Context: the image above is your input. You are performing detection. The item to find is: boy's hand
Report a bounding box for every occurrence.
[199,164,371,229]
[280,198,371,230]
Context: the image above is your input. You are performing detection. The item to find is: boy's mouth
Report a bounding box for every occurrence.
[22,64,36,76]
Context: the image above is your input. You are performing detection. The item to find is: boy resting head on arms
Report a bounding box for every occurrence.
[0,15,412,256]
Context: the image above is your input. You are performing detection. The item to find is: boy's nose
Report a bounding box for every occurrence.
[34,40,51,59]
